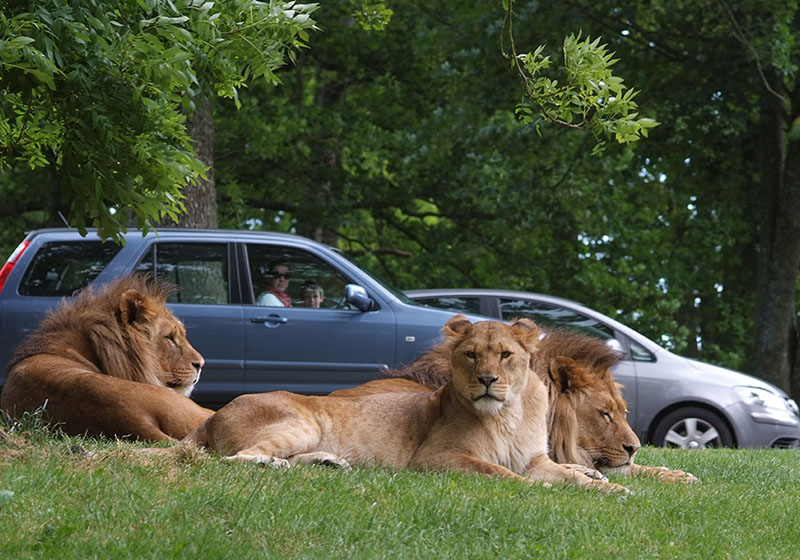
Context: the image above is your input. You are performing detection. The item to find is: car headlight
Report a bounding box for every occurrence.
[735,386,800,426]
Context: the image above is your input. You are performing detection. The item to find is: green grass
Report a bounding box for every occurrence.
[2,419,800,559]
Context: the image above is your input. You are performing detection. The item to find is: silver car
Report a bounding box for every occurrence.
[406,288,800,449]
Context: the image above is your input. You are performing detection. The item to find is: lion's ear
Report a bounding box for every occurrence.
[510,318,540,352]
[443,314,472,340]
[118,289,158,326]
[548,356,585,393]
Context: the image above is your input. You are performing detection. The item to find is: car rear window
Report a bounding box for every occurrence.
[498,298,616,341]
[134,242,230,304]
[18,241,121,297]
[414,296,483,315]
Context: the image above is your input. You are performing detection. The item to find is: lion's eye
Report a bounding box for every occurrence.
[465,351,477,360]
[601,411,613,422]
[500,350,511,359]
[166,333,177,345]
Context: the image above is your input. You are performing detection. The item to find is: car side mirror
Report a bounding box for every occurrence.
[345,284,374,312]
[606,338,625,354]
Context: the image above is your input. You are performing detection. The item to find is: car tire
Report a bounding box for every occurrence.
[652,407,734,449]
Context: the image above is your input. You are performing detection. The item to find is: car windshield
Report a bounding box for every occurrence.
[333,250,416,304]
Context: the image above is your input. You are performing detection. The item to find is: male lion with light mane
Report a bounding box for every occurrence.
[153,315,627,492]
[334,328,697,483]
[0,275,213,441]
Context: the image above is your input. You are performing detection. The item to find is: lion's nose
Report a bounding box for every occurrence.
[193,358,205,373]
[624,443,640,459]
[478,375,498,388]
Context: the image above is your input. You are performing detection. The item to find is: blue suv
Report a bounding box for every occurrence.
[0,228,469,408]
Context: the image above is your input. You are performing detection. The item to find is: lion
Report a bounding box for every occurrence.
[152,315,627,492]
[334,328,697,483]
[0,275,213,441]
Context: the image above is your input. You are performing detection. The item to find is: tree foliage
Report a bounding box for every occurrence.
[506,13,659,154]
[212,1,800,398]
[3,1,800,400]
[0,0,318,241]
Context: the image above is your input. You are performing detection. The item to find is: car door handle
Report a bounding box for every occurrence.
[251,315,288,325]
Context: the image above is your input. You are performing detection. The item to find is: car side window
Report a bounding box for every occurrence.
[498,298,616,341]
[415,296,482,315]
[134,242,229,304]
[630,339,656,362]
[246,244,350,309]
[18,241,121,297]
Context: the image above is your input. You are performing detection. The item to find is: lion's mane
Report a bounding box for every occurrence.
[1,275,213,440]
[531,329,626,465]
[9,275,176,386]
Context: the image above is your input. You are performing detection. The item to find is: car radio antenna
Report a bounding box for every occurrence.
[57,211,73,229]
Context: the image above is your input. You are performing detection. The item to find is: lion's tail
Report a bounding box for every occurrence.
[181,419,209,447]
[136,419,210,459]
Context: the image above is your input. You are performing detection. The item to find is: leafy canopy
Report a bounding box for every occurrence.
[0,0,318,241]
[503,1,659,154]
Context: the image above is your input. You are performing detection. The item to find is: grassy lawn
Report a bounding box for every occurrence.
[1,420,799,559]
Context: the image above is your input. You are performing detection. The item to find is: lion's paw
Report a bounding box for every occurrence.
[651,466,699,483]
[560,463,609,482]
[632,464,699,483]
[290,451,352,469]
[590,479,630,494]
[225,454,291,468]
[255,456,291,469]
[313,456,352,469]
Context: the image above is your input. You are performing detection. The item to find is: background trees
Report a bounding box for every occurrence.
[0,0,318,241]
[556,0,800,396]
[2,1,800,399]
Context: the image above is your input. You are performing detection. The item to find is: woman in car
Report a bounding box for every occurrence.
[256,262,292,307]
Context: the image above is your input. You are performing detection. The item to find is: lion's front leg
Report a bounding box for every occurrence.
[523,454,629,493]
[411,451,525,480]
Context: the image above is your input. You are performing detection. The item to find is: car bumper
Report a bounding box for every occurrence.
[727,401,800,448]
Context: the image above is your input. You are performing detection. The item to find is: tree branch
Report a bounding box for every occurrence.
[717,0,787,109]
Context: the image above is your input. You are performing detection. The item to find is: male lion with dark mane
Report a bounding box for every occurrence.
[150,316,627,492]
[334,328,696,483]
[0,275,213,441]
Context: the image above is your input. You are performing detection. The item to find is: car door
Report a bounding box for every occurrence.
[241,242,396,395]
[133,241,245,407]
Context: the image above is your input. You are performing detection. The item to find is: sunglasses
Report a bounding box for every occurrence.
[269,272,290,279]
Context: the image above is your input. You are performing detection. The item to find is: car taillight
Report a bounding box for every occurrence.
[0,240,30,295]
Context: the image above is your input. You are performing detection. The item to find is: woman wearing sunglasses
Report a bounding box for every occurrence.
[256,262,293,307]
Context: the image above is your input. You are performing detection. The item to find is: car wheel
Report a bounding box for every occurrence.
[652,407,734,449]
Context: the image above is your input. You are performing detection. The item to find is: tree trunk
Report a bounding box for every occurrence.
[785,127,800,400]
[176,95,218,229]
[48,153,66,226]
[750,70,800,401]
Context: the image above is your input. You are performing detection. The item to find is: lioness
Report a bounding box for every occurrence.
[1,275,213,441]
[335,328,696,483]
[165,315,627,492]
